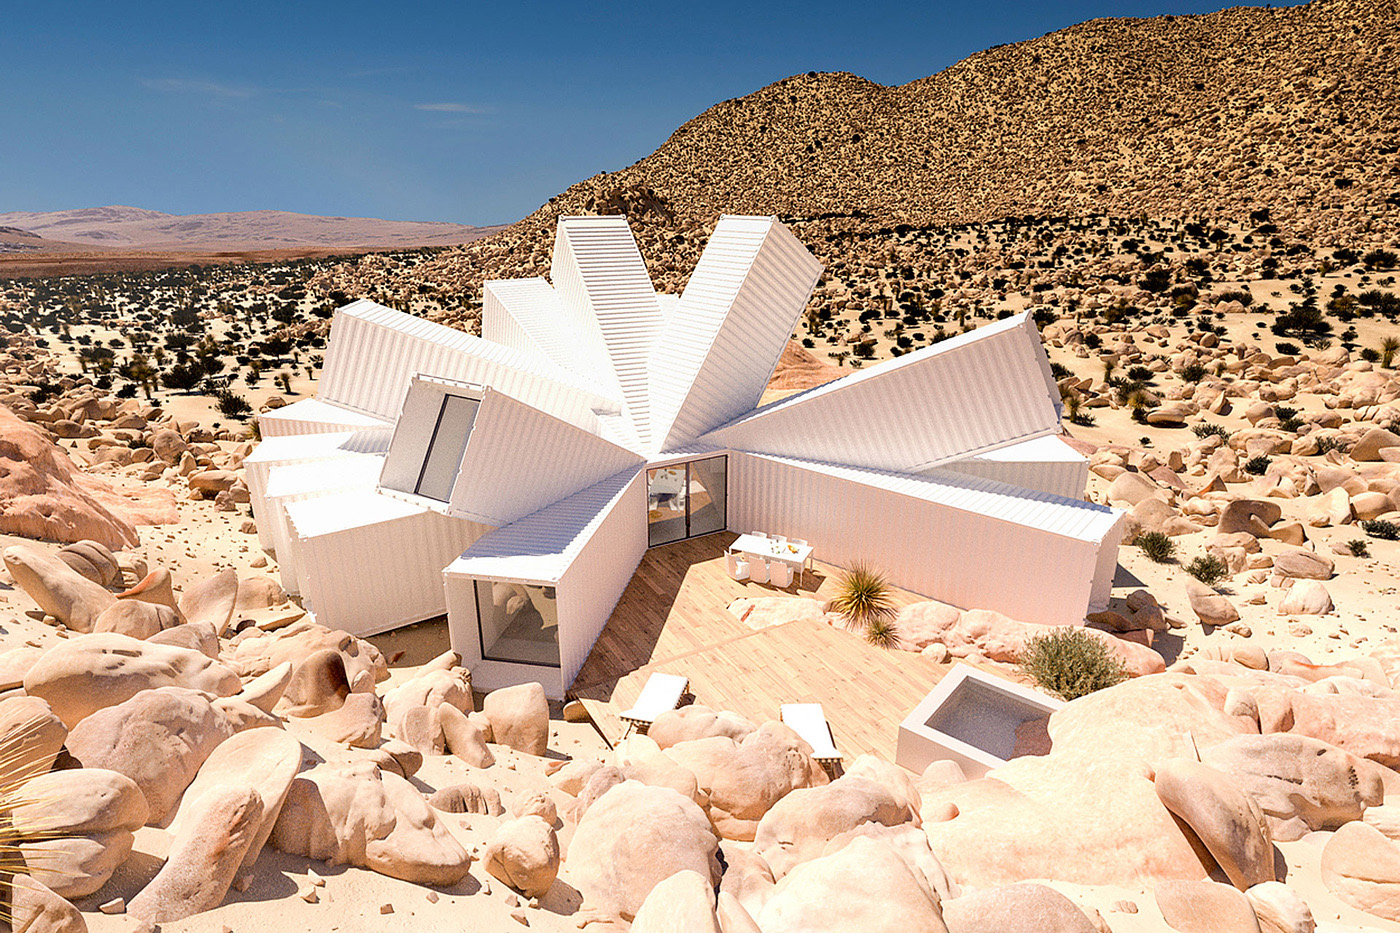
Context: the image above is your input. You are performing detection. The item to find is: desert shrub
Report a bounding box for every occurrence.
[1363,249,1399,270]
[1361,347,1382,363]
[1275,342,1300,356]
[1127,365,1155,382]
[115,383,138,399]
[1216,289,1254,307]
[1315,435,1344,455]
[1383,336,1400,368]
[1019,627,1127,701]
[831,562,895,630]
[1245,454,1272,475]
[1348,539,1371,558]
[1362,519,1400,540]
[215,392,252,420]
[1135,531,1176,563]
[1050,362,1072,380]
[864,615,901,650]
[1181,362,1207,383]
[1193,423,1230,441]
[1186,554,1229,586]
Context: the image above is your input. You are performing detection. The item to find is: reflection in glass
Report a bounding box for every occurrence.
[415,394,479,501]
[646,456,727,546]
[647,465,688,546]
[687,456,727,537]
[475,579,559,667]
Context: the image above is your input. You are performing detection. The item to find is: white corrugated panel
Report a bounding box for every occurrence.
[256,398,393,438]
[482,278,615,391]
[552,216,665,446]
[702,313,1062,472]
[443,467,645,698]
[263,456,386,593]
[245,429,392,549]
[727,452,1124,625]
[936,434,1089,500]
[447,388,643,526]
[649,216,824,453]
[287,489,490,636]
[315,300,619,429]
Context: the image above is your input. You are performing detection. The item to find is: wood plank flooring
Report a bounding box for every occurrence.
[569,532,949,762]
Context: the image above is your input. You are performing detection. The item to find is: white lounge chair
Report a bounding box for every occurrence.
[769,559,793,588]
[782,703,842,770]
[749,558,770,585]
[619,672,690,737]
[725,551,751,581]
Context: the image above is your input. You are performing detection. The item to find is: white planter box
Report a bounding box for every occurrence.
[896,663,1064,778]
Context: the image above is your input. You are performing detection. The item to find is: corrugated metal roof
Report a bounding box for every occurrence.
[482,278,618,392]
[264,455,386,499]
[256,398,394,436]
[551,217,664,445]
[958,433,1085,464]
[744,452,1121,543]
[316,300,619,427]
[701,313,1062,472]
[245,429,392,467]
[648,216,824,453]
[444,466,641,584]
[447,388,644,526]
[284,488,428,537]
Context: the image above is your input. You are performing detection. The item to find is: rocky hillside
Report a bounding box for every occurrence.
[312,0,1399,330]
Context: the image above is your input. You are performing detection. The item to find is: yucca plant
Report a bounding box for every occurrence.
[1382,335,1400,369]
[864,615,902,650]
[0,724,67,924]
[830,561,896,633]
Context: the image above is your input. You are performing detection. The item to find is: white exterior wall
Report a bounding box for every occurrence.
[649,216,824,452]
[551,216,664,446]
[256,398,394,438]
[936,435,1090,501]
[263,457,386,594]
[287,492,490,636]
[245,430,392,550]
[703,314,1063,471]
[483,278,606,388]
[728,452,1120,626]
[316,300,618,428]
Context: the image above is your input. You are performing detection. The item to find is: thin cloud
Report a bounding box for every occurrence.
[141,78,259,99]
[413,102,489,114]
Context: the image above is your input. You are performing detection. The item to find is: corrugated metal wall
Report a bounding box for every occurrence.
[483,278,609,390]
[263,457,385,593]
[289,497,490,637]
[649,216,823,453]
[448,389,643,526]
[935,437,1089,501]
[703,313,1063,472]
[256,398,392,438]
[551,217,664,447]
[728,452,1118,626]
[245,430,391,549]
[315,300,617,429]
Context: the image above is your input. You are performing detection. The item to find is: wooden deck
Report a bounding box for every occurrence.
[569,532,949,762]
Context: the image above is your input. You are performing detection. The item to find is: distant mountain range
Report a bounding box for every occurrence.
[0,206,499,252]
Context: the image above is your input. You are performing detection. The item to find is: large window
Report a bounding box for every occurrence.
[474,579,560,668]
[414,394,479,501]
[647,455,727,546]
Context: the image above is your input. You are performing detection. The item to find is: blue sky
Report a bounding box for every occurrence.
[1,1,1295,225]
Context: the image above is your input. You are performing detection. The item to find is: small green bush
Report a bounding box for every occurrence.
[1185,554,1229,586]
[1019,627,1128,701]
[1135,531,1177,563]
[1180,362,1207,383]
[1193,423,1230,441]
[864,616,901,650]
[831,562,896,630]
[1362,519,1400,541]
[1348,539,1371,558]
[1315,435,1344,455]
[1244,455,1272,475]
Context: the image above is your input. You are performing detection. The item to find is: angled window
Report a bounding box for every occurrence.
[414,394,480,501]
[475,579,560,668]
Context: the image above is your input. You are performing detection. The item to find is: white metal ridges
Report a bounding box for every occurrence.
[701,312,1062,472]
[482,277,616,392]
[934,434,1090,500]
[447,388,644,527]
[551,216,665,445]
[647,215,824,454]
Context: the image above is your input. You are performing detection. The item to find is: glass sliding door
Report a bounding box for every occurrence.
[646,456,727,546]
[475,579,560,667]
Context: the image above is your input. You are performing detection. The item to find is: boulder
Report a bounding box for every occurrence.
[1256,689,1400,767]
[631,870,721,933]
[1321,821,1400,921]
[824,822,957,903]
[128,784,263,924]
[1154,880,1262,933]
[177,568,238,634]
[663,721,828,840]
[512,791,558,824]
[648,704,757,749]
[1201,734,1383,840]
[117,567,180,612]
[23,632,241,728]
[757,836,949,933]
[10,768,148,898]
[269,760,470,885]
[223,619,387,686]
[55,540,120,587]
[383,667,472,738]
[1245,882,1315,933]
[753,775,920,878]
[147,620,219,658]
[567,780,720,922]
[3,544,115,632]
[482,682,549,756]
[235,661,294,713]
[5,874,88,933]
[483,815,560,898]
[149,428,188,465]
[170,727,303,882]
[941,882,1097,933]
[439,703,494,768]
[1219,500,1282,536]
[91,598,180,639]
[1272,548,1334,581]
[64,686,234,824]
[1352,427,1400,462]
[235,575,288,610]
[311,691,384,748]
[1278,580,1333,616]
[1186,580,1241,626]
[277,648,352,717]
[1153,758,1275,890]
[427,783,504,816]
[0,695,67,779]
[549,758,605,796]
